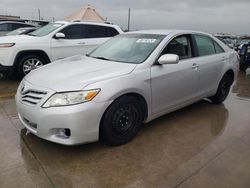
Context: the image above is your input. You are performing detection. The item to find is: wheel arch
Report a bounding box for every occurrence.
[13,50,51,68]
[224,69,235,84]
[99,92,149,139]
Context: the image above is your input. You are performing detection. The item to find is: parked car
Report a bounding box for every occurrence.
[0,21,35,36]
[0,21,123,77]
[15,30,239,146]
[238,42,250,70]
[6,27,38,36]
[216,36,237,50]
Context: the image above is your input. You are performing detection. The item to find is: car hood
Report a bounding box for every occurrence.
[0,34,43,43]
[24,55,137,91]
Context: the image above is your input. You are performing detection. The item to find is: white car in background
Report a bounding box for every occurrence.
[0,21,36,36]
[0,21,123,77]
[16,30,239,146]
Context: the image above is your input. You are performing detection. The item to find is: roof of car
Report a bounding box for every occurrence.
[0,21,35,25]
[54,21,117,27]
[128,29,210,36]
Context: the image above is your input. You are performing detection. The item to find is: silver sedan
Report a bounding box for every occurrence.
[15,30,239,146]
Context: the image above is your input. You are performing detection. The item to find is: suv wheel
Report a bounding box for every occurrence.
[17,54,46,78]
[101,96,143,146]
[209,73,232,104]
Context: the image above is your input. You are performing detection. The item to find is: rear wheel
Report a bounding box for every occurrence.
[17,54,46,78]
[209,74,233,104]
[101,96,143,146]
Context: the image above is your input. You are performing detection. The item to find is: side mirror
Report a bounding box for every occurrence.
[158,54,179,65]
[54,32,65,39]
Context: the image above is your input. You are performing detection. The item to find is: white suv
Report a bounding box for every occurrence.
[0,21,123,77]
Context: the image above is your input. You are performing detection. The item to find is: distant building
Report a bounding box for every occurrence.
[64,5,106,22]
[0,14,49,26]
[0,15,20,20]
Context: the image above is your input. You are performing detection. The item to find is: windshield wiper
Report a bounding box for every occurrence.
[27,33,36,36]
[91,56,111,61]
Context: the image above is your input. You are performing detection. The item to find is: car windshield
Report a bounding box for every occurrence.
[28,23,64,37]
[87,34,166,64]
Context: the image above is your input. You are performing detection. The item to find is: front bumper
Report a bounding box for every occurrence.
[15,81,112,145]
[0,64,13,75]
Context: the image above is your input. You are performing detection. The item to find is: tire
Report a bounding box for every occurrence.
[101,96,143,146]
[17,54,46,78]
[209,74,233,104]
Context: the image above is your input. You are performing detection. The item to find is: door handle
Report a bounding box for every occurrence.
[192,63,199,70]
[78,42,86,45]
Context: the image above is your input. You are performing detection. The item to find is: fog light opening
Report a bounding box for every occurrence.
[53,128,71,139]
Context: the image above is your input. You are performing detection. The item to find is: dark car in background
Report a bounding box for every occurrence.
[216,36,237,50]
[0,21,36,36]
[238,42,250,71]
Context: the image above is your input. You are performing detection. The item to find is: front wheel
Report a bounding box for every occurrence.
[17,54,46,78]
[209,74,233,104]
[101,96,143,146]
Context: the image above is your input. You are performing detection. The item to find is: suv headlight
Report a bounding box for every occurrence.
[42,89,100,108]
[0,43,15,48]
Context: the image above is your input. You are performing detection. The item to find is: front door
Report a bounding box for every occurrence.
[50,24,86,61]
[151,35,199,114]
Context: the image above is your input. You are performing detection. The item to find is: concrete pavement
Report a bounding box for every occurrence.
[0,72,250,187]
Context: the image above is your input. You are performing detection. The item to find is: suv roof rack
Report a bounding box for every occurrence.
[70,20,113,25]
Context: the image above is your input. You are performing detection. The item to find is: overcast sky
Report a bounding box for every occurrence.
[1,0,250,35]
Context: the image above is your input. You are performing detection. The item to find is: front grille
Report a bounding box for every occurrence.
[21,89,47,105]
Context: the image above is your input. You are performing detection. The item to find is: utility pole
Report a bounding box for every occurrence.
[127,8,131,31]
[38,9,40,20]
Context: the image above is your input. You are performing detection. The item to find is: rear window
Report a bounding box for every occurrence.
[213,41,225,54]
[194,35,216,56]
[84,25,119,38]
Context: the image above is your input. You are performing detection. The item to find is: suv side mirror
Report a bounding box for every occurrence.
[54,32,65,39]
[158,54,179,65]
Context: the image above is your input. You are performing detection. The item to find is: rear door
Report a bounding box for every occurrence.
[192,34,225,96]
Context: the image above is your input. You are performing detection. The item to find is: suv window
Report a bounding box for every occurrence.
[60,24,119,39]
[84,25,119,38]
[162,35,192,60]
[60,24,84,39]
[0,23,9,31]
[194,35,216,56]
[11,23,30,30]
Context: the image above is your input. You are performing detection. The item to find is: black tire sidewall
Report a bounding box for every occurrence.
[210,74,232,104]
[101,96,143,146]
[17,54,45,78]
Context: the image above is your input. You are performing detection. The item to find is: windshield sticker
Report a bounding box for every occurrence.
[136,39,156,43]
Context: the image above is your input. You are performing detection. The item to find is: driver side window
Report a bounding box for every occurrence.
[162,35,192,60]
[59,25,84,39]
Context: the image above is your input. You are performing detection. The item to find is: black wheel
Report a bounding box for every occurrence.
[17,54,46,78]
[209,74,233,104]
[101,96,143,146]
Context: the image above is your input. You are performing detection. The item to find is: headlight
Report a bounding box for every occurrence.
[0,43,15,48]
[42,89,100,108]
